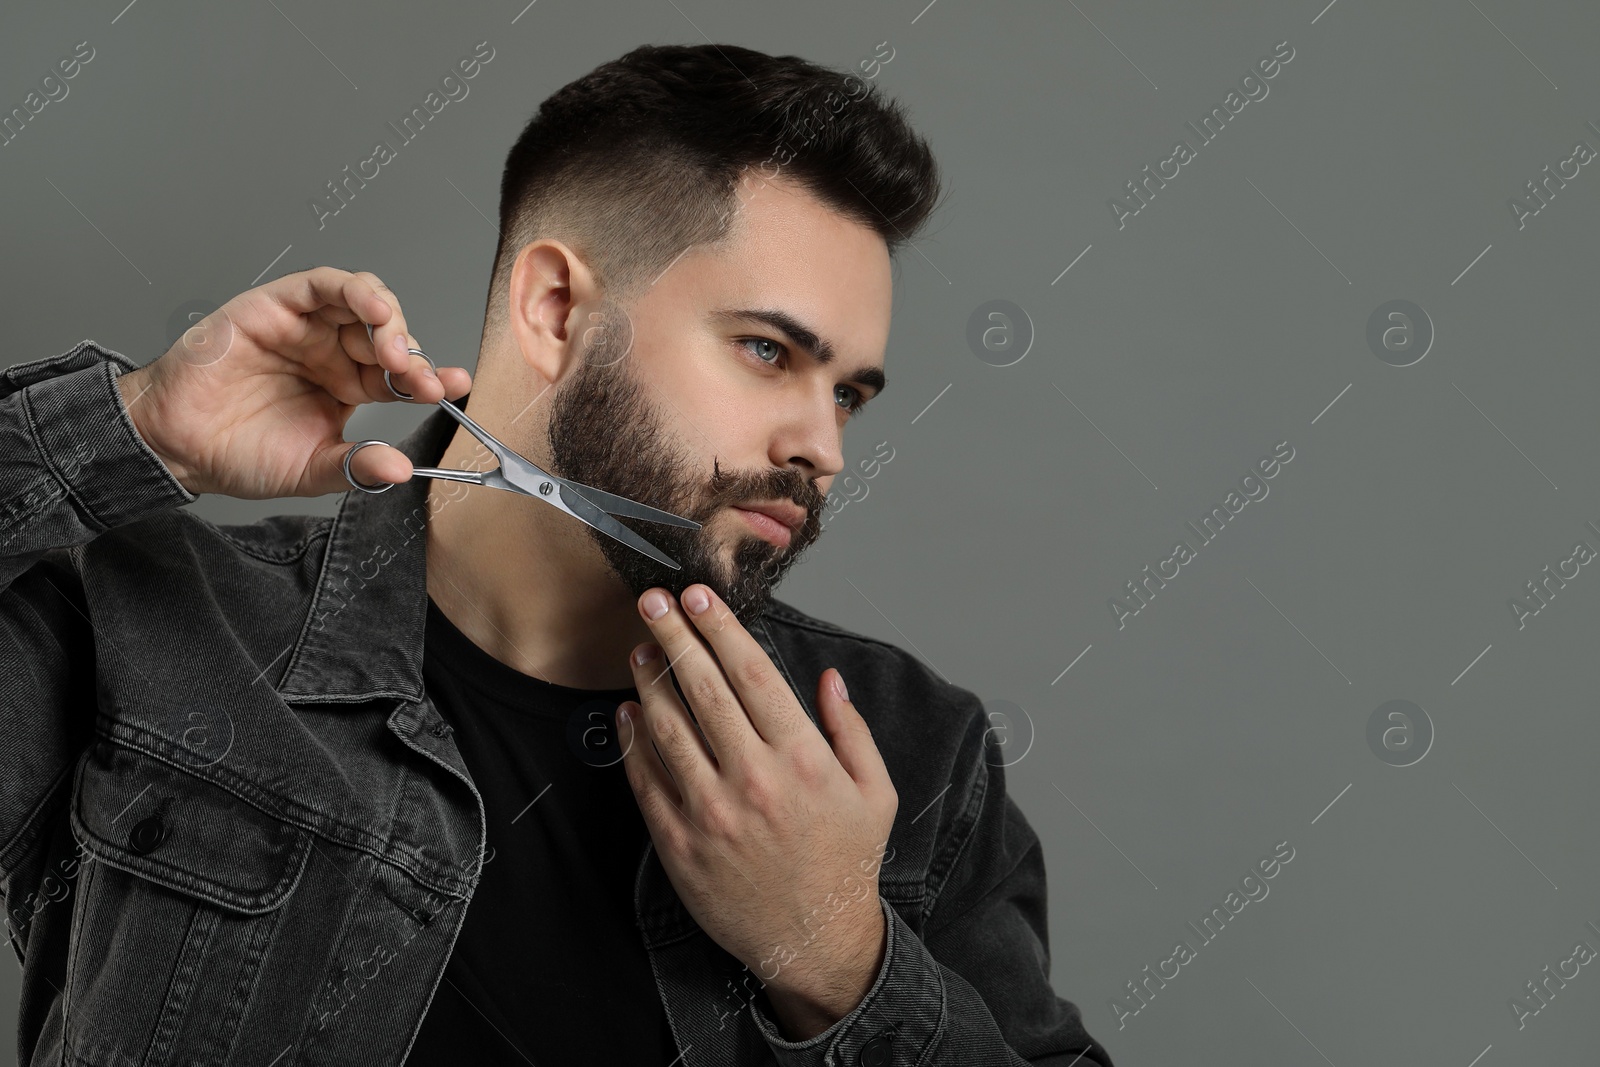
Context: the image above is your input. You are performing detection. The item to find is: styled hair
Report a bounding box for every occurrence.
[482,43,943,336]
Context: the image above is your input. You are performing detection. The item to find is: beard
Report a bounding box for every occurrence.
[544,304,825,625]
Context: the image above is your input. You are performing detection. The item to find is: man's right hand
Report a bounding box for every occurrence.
[114,266,472,499]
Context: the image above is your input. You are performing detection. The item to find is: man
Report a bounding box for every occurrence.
[0,43,1112,1066]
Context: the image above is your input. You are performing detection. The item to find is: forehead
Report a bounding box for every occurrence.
[642,174,894,356]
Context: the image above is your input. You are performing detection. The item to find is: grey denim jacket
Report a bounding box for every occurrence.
[0,339,1113,1067]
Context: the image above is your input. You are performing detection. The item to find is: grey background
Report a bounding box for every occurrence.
[4,0,1598,1063]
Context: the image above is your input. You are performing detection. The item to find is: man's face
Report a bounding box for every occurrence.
[544,176,893,624]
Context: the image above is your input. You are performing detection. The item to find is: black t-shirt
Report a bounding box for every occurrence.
[405,596,679,1064]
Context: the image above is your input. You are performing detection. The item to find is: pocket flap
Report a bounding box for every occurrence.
[70,739,312,914]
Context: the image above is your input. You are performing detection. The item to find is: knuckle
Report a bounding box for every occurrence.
[699,795,737,838]
[876,780,899,814]
[648,709,676,744]
[687,671,725,712]
[788,744,826,785]
[742,771,777,813]
[661,823,693,857]
[734,658,775,695]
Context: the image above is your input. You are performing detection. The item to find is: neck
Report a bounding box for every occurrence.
[423,420,653,692]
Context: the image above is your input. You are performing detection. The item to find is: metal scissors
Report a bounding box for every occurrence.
[343,347,701,570]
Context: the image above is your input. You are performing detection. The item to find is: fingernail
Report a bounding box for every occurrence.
[642,591,669,620]
[617,704,632,726]
[833,670,849,702]
[683,586,710,615]
[633,643,659,666]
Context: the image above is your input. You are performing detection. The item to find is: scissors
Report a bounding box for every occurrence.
[342,347,701,570]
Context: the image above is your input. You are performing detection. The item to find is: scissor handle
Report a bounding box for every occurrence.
[343,440,395,494]
[383,348,505,463]
[345,348,502,495]
[385,347,437,400]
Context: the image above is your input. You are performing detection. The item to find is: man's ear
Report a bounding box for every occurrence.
[506,238,602,387]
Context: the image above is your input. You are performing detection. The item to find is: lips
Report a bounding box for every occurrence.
[737,500,806,531]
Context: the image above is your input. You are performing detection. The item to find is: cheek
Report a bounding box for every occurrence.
[676,344,775,436]
[644,352,747,446]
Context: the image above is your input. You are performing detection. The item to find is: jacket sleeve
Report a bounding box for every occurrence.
[749,697,1114,1067]
[0,340,196,958]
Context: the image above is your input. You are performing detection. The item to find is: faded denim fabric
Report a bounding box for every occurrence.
[0,339,1113,1067]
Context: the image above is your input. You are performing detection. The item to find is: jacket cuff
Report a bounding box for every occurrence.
[749,896,944,1067]
[15,340,196,526]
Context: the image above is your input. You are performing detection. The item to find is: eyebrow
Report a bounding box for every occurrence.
[709,306,887,398]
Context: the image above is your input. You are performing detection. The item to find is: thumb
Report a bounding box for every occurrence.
[337,440,414,495]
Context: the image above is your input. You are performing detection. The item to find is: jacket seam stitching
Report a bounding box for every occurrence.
[208,521,331,565]
[19,374,108,533]
[764,610,904,654]
[97,728,471,901]
[300,852,369,1038]
[279,494,353,691]
[71,756,317,913]
[101,358,195,503]
[214,897,285,1055]
[913,963,951,1067]
[921,757,988,929]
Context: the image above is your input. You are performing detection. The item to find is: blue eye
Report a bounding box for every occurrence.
[742,337,783,365]
[737,337,870,414]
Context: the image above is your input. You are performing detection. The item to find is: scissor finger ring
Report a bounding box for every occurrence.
[386,347,438,401]
[343,440,394,494]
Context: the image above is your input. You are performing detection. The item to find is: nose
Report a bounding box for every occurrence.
[769,383,846,483]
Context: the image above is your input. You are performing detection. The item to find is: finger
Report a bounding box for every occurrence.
[348,271,419,381]
[338,440,416,491]
[638,588,761,768]
[262,267,412,393]
[628,640,720,802]
[617,700,686,817]
[268,267,411,379]
[335,315,382,365]
[336,325,448,405]
[296,323,430,409]
[352,356,474,405]
[674,584,811,747]
[816,669,889,792]
[269,267,390,348]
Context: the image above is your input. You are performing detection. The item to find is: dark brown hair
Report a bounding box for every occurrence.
[482,42,943,335]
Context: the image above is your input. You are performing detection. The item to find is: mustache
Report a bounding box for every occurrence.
[704,457,825,520]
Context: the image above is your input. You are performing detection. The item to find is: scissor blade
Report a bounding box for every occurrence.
[494,451,697,528]
[555,483,685,570]
[554,477,701,529]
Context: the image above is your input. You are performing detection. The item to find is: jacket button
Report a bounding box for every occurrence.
[858,1032,893,1066]
[129,815,168,855]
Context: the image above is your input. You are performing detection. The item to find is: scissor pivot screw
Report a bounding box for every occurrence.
[539,481,554,496]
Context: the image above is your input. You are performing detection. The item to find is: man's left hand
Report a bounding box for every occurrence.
[618,583,898,1039]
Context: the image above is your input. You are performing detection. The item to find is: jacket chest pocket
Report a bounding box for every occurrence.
[64,738,313,1067]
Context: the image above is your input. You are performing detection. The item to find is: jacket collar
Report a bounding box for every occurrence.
[276,403,460,703]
